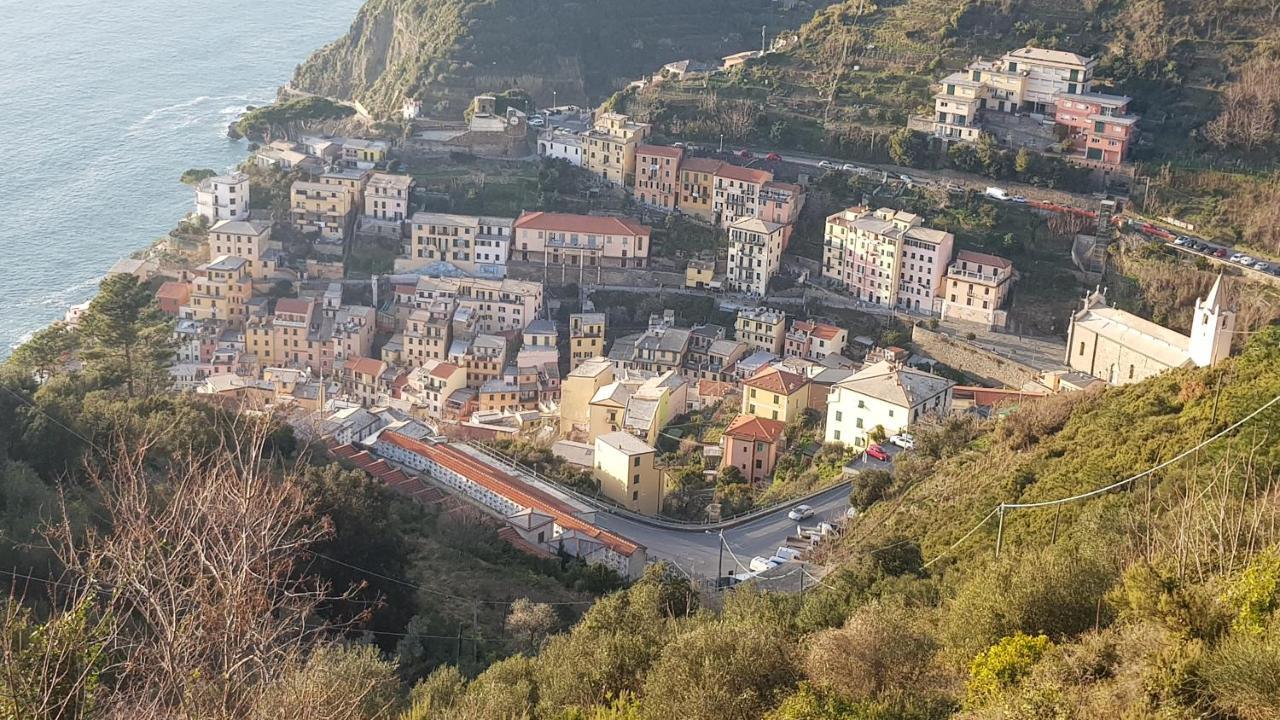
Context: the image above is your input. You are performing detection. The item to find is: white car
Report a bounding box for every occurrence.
[819,160,837,170]
[1011,195,1028,203]
[1239,256,1255,266]
[528,116,544,127]
[1229,253,1244,263]
[1254,261,1270,272]
[787,504,815,521]
[843,163,859,172]
[889,433,915,450]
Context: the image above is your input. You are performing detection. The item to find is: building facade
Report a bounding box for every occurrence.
[735,306,787,355]
[822,207,954,313]
[633,144,683,211]
[512,212,651,269]
[583,112,650,186]
[400,213,514,276]
[207,219,279,280]
[940,250,1015,329]
[725,218,786,297]
[824,361,954,447]
[194,172,249,223]
[593,432,662,515]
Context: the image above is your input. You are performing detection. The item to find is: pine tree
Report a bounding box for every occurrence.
[78,274,174,397]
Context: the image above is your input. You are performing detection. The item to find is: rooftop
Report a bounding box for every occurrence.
[835,360,955,408]
[1005,46,1093,68]
[514,211,651,237]
[716,164,772,184]
[636,144,683,159]
[723,413,786,443]
[209,218,271,236]
[597,431,655,456]
[743,366,809,395]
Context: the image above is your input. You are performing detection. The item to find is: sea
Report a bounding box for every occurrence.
[0,0,363,353]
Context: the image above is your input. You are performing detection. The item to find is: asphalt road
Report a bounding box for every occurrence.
[591,449,896,579]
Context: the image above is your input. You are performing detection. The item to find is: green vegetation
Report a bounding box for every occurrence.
[179,168,217,185]
[235,96,356,141]
[293,0,813,116]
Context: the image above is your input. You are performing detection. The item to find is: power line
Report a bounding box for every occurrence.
[921,391,1280,569]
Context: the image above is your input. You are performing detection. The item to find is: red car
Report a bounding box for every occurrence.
[765,152,782,162]
[866,444,890,462]
[738,149,754,159]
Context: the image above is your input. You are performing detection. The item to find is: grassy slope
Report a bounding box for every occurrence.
[843,325,1280,572]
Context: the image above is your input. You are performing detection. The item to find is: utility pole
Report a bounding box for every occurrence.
[994,504,1006,558]
[717,529,725,587]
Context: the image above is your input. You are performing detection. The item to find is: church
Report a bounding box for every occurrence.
[1065,275,1234,386]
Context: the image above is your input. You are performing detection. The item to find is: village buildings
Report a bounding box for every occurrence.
[583,112,651,186]
[193,172,249,223]
[824,361,955,448]
[633,144,684,210]
[512,212,651,269]
[822,207,954,313]
[399,212,514,276]
[725,217,786,296]
[940,250,1016,329]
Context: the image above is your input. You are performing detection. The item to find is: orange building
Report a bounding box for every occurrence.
[721,414,786,483]
[633,144,683,211]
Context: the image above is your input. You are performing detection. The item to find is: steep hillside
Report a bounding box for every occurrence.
[292,0,824,117]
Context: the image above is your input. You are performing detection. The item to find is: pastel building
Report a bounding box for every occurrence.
[721,414,786,484]
[400,213,514,276]
[193,173,249,224]
[940,250,1015,329]
[569,313,607,369]
[713,164,772,228]
[1053,92,1139,166]
[207,219,280,280]
[824,361,954,448]
[633,144,683,211]
[822,207,954,313]
[513,212,650,269]
[725,218,786,297]
[364,173,415,224]
[583,112,650,186]
[593,431,662,515]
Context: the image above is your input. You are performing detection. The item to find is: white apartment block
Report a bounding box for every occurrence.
[931,46,1095,141]
[537,129,584,167]
[824,361,954,448]
[398,212,514,277]
[822,207,954,314]
[725,217,786,297]
[193,172,249,223]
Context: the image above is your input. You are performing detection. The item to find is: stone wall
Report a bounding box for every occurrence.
[911,325,1045,388]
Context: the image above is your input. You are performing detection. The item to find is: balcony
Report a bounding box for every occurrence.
[946,265,1006,284]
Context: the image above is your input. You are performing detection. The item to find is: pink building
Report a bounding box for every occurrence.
[1053,92,1138,167]
[759,181,805,249]
[720,413,786,484]
[634,144,684,211]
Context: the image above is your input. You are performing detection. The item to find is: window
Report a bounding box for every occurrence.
[855,418,864,429]
[632,491,639,501]
[835,411,842,422]
[633,456,641,467]
[632,474,641,485]
[755,459,763,469]
[833,430,841,441]
[1128,364,1135,380]
[1079,341,1086,356]
[858,400,866,409]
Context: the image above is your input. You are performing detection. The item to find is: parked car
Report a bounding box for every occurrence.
[1010,195,1028,203]
[819,160,837,170]
[1254,261,1270,272]
[1214,248,1230,258]
[843,163,858,172]
[984,186,1010,201]
[788,504,815,521]
[672,142,685,148]
[1193,243,1209,253]
[738,149,754,159]
[889,433,916,450]
[527,116,544,127]
[865,444,890,462]
[1174,236,1190,246]
[766,151,782,162]
[1229,252,1244,263]
[1240,255,1255,266]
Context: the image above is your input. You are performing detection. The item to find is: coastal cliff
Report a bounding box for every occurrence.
[291,0,819,117]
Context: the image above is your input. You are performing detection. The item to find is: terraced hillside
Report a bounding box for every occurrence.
[292,0,825,117]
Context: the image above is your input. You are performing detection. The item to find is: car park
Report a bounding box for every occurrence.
[865,444,890,462]
[787,504,815,521]
[889,433,915,450]
[843,163,858,172]
[1254,261,1270,272]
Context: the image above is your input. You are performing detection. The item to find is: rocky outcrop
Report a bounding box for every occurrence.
[292,0,821,117]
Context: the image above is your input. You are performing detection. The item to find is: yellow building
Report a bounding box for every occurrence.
[735,306,787,355]
[404,301,455,367]
[583,112,650,187]
[685,259,715,289]
[207,219,279,280]
[399,212,514,275]
[678,158,723,222]
[560,356,615,436]
[569,313,607,369]
[741,366,811,424]
[594,431,662,515]
[588,380,632,441]
[188,256,252,326]
[290,180,355,241]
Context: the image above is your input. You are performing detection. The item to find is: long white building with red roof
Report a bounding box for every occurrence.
[364,429,647,579]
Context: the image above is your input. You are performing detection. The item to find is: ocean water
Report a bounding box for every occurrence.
[0,0,362,351]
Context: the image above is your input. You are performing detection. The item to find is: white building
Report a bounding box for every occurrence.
[824,360,954,448]
[364,173,414,223]
[1065,275,1234,386]
[194,172,249,224]
[725,217,786,297]
[399,213,514,277]
[537,128,585,167]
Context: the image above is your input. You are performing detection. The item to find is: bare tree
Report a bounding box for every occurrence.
[48,420,359,719]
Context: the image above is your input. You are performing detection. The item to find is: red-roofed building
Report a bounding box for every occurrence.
[741,366,811,423]
[513,211,651,269]
[721,414,787,483]
[155,281,190,316]
[367,431,647,578]
[342,356,390,406]
[713,164,774,228]
[785,319,849,361]
[634,144,684,211]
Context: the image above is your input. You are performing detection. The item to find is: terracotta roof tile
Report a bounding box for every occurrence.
[636,144,683,159]
[723,414,786,442]
[715,164,772,184]
[515,211,650,237]
[742,366,808,395]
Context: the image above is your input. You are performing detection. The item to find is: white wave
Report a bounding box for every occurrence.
[39,274,104,307]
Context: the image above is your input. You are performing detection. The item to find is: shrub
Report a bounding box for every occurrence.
[1222,549,1280,635]
[850,469,893,511]
[804,601,941,703]
[1198,630,1280,720]
[966,633,1054,708]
